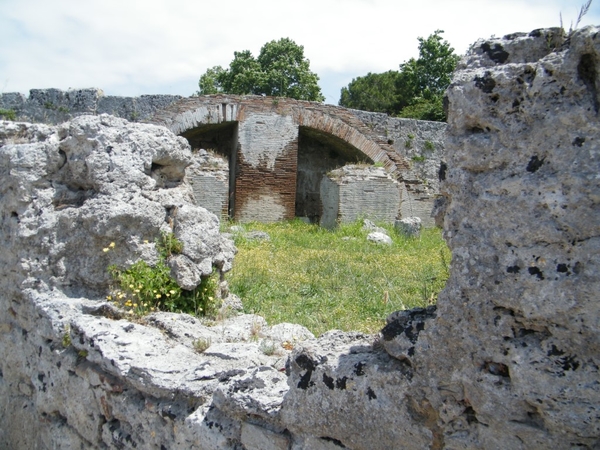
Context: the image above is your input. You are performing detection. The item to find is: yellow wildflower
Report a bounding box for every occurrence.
[155,294,161,299]
[102,248,109,253]
[109,242,115,248]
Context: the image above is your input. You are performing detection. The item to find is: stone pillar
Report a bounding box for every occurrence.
[234,112,298,222]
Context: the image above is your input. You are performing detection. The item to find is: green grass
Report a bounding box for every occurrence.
[226,219,450,336]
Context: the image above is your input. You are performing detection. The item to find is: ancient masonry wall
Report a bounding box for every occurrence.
[320,166,401,229]
[0,26,599,449]
[1,90,444,226]
[0,88,182,124]
[186,150,230,220]
[353,111,447,227]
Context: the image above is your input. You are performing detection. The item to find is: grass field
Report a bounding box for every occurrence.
[225,219,450,336]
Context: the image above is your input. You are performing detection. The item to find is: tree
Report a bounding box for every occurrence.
[198,66,226,95]
[396,30,459,121]
[197,38,324,102]
[339,71,401,114]
[338,30,459,121]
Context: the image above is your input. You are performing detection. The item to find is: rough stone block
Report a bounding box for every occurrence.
[394,216,422,237]
[367,231,392,245]
[241,422,290,450]
[381,306,436,362]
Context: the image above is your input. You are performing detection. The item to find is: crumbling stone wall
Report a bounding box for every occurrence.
[0,88,182,124]
[235,111,299,222]
[354,112,447,227]
[1,26,599,449]
[2,90,447,226]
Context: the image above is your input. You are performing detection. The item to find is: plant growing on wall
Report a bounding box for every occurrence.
[106,232,218,317]
[561,0,593,37]
[0,108,16,120]
[197,38,324,102]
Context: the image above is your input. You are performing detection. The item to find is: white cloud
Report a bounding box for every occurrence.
[1,0,598,103]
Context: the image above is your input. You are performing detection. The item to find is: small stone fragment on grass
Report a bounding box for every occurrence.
[367,232,392,245]
[395,217,422,238]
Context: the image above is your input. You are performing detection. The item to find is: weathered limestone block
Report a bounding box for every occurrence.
[0,114,234,298]
[281,331,432,449]
[428,25,600,447]
[366,231,392,245]
[381,306,436,363]
[241,422,290,450]
[395,216,422,237]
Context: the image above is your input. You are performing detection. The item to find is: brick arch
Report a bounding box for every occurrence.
[150,95,407,222]
[290,107,399,173]
[150,95,404,174]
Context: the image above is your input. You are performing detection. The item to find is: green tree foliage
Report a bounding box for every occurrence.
[339,71,400,115]
[198,38,324,102]
[198,66,226,95]
[339,30,459,121]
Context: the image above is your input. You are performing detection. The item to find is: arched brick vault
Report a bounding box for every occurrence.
[150,95,409,222]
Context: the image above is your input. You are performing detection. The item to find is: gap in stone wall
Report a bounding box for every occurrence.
[181,122,238,219]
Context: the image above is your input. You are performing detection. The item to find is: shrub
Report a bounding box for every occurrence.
[0,109,16,121]
[106,233,218,317]
[193,337,211,353]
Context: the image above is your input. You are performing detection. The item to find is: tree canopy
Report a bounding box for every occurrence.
[198,38,324,102]
[339,30,459,121]
[339,71,400,115]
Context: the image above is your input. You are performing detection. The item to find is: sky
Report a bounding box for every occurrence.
[1,0,599,105]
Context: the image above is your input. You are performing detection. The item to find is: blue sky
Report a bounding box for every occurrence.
[1,0,599,105]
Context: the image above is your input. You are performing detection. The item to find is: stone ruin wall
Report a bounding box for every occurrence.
[0,89,446,227]
[352,112,447,227]
[320,166,401,229]
[1,26,599,449]
[186,150,230,220]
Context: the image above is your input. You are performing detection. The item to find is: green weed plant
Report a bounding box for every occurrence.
[227,220,450,336]
[0,109,16,121]
[193,337,212,353]
[106,232,218,317]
